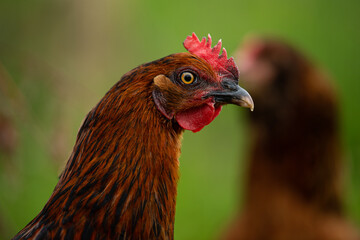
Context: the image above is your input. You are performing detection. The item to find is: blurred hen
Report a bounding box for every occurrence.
[222,37,359,240]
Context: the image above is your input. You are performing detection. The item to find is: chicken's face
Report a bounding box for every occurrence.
[152,34,253,133]
[235,37,306,111]
[236,37,301,98]
[235,37,317,133]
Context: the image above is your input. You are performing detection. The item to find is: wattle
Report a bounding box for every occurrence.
[175,101,222,133]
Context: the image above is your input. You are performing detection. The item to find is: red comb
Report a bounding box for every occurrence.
[183,33,239,79]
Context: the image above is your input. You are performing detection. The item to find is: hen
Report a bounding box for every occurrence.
[13,33,253,240]
[222,37,359,240]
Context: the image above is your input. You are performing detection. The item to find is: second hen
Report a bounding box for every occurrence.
[222,37,359,240]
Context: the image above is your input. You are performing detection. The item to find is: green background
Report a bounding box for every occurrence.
[0,0,359,239]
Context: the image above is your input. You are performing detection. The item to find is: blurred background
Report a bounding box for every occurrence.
[0,0,359,239]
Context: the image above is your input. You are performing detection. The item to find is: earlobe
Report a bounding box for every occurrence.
[152,75,175,119]
[153,74,170,88]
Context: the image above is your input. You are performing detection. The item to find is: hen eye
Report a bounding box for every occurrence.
[180,72,195,84]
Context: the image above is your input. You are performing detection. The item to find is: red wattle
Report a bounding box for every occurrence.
[175,101,222,133]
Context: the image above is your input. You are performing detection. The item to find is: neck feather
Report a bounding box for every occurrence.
[18,71,183,239]
[246,86,342,214]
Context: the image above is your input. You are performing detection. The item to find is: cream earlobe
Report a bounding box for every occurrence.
[152,75,175,119]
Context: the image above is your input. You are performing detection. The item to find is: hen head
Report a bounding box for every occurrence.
[152,33,254,132]
[235,36,338,136]
[235,36,310,103]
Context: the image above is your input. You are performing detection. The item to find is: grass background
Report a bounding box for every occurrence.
[0,0,359,239]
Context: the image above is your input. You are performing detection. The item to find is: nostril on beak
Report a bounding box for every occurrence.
[222,80,240,91]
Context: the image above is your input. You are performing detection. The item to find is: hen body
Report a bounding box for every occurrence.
[15,55,184,240]
[14,34,253,240]
[222,38,359,240]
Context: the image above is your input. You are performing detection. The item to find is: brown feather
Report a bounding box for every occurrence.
[14,53,221,240]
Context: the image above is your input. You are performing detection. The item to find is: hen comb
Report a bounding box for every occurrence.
[183,33,239,78]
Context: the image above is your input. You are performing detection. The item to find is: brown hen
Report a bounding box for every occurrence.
[222,37,359,240]
[13,33,253,240]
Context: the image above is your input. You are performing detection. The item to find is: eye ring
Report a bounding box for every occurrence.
[180,72,195,84]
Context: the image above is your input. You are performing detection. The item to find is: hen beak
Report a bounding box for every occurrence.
[207,80,254,111]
